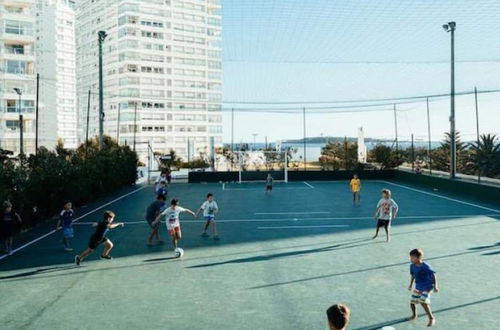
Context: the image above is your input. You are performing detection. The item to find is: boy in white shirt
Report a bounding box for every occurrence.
[196,193,220,240]
[373,189,399,242]
[152,199,195,250]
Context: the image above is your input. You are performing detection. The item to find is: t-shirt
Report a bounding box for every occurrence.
[200,201,218,217]
[156,186,168,196]
[92,220,110,241]
[350,178,361,192]
[160,206,186,230]
[376,198,399,220]
[146,201,166,221]
[410,262,436,291]
[266,177,273,186]
[59,209,74,228]
[1,211,15,223]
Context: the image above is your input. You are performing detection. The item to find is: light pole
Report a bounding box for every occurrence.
[98,31,107,149]
[252,133,258,150]
[13,88,23,158]
[443,21,456,178]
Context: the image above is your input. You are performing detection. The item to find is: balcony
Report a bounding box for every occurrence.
[1,28,35,44]
[3,0,35,7]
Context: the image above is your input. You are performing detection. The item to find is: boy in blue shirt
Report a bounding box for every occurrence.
[408,248,439,327]
[56,201,75,251]
[156,180,168,198]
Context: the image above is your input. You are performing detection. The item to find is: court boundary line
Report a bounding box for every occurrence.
[258,225,350,229]
[0,186,149,261]
[254,211,330,215]
[380,180,500,213]
[303,181,315,188]
[71,214,500,225]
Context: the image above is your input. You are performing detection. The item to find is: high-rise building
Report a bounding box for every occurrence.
[75,0,223,162]
[0,0,37,154]
[35,0,77,149]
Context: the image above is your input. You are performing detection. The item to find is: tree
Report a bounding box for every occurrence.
[469,134,500,178]
[368,144,402,169]
[158,149,182,169]
[431,132,471,173]
[319,140,358,170]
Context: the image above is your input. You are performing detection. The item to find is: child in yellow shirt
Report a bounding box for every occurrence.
[349,174,361,205]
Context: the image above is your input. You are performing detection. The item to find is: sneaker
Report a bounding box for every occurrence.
[100,255,113,260]
[214,235,220,241]
[64,247,73,252]
[201,232,209,238]
[75,255,81,266]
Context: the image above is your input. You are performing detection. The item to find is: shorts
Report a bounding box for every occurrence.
[168,226,181,236]
[63,227,74,238]
[0,221,16,239]
[411,289,432,304]
[376,219,391,228]
[204,215,215,222]
[88,236,108,250]
[266,185,273,191]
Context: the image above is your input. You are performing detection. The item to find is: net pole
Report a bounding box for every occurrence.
[284,149,288,183]
[474,87,480,184]
[238,151,242,184]
[426,97,432,175]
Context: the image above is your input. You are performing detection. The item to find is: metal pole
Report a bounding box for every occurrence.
[344,137,348,169]
[426,98,432,174]
[187,138,191,163]
[133,101,137,152]
[231,107,234,152]
[85,89,91,145]
[116,103,121,144]
[18,93,23,157]
[147,140,151,185]
[303,107,306,171]
[393,104,399,167]
[474,87,480,183]
[98,31,107,149]
[411,134,415,172]
[450,24,456,178]
[35,73,39,154]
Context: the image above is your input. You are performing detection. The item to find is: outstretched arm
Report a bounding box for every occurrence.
[432,274,439,292]
[185,209,196,217]
[109,223,124,229]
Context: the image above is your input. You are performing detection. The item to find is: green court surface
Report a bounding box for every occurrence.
[1,180,499,330]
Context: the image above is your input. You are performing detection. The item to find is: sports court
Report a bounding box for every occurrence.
[1,180,499,329]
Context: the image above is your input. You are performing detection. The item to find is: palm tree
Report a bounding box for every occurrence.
[469,134,500,178]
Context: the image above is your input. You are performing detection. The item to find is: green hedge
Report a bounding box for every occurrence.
[0,136,138,230]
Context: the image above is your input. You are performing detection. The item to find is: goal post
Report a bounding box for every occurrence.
[235,150,288,183]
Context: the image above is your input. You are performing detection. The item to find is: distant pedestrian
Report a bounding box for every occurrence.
[1,201,22,255]
[349,174,361,205]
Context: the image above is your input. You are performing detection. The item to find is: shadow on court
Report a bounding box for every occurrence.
[354,295,500,330]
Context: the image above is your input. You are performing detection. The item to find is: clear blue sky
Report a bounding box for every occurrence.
[221,0,500,143]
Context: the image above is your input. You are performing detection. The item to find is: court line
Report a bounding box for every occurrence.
[223,187,312,191]
[255,211,330,215]
[303,181,315,189]
[258,225,350,229]
[72,214,500,224]
[0,185,149,261]
[222,183,225,190]
[381,180,500,213]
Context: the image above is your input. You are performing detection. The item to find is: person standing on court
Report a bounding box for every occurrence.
[1,201,22,255]
[349,174,361,205]
[372,189,398,242]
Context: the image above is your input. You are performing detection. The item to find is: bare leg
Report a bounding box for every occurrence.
[372,226,380,239]
[147,228,157,244]
[212,222,219,237]
[78,248,94,261]
[384,224,390,242]
[421,303,435,327]
[409,303,418,321]
[101,240,114,257]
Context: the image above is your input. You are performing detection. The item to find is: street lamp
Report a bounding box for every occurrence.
[442,21,456,178]
[13,88,23,157]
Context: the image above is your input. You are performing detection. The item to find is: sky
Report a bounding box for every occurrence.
[220,0,500,143]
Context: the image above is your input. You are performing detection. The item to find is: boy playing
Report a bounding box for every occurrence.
[152,199,195,250]
[326,304,350,330]
[349,174,361,205]
[56,201,75,251]
[156,180,168,198]
[75,211,124,266]
[265,173,273,194]
[408,248,439,327]
[146,194,167,245]
[1,201,22,255]
[373,188,398,242]
[196,193,220,240]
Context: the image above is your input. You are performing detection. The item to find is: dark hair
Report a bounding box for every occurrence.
[103,210,115,220]
[156,194,166,201]
[410,248,423,258]
[207,193,213,198]
[171,199,179,206]
[64,200,72,205]
[381,189,391,197]
[327,304,350,330]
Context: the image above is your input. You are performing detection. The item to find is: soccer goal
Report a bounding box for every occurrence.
[235,150,288,183]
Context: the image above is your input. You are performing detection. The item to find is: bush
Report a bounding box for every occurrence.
[0,136,138,231]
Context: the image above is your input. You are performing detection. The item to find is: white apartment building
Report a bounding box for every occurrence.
[75,0,223,163]
[0,0,37,155]
[35,0,77,149]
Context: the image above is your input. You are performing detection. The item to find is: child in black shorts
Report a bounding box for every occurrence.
[75,211,124,266]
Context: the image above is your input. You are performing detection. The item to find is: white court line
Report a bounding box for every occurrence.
[258,225,350,229]
[381,180,500,213]
[223,187,312,191]
[255,211,330,215]
[0,185,149,261]
[303,181,315,188]
[222,183,225,190]
[69,214,500,225]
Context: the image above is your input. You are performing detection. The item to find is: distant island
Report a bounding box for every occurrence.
[282,136,392,144]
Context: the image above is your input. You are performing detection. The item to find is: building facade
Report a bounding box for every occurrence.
[35,0,77,150]
[75,0,223,163]
[0,0,37,154]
